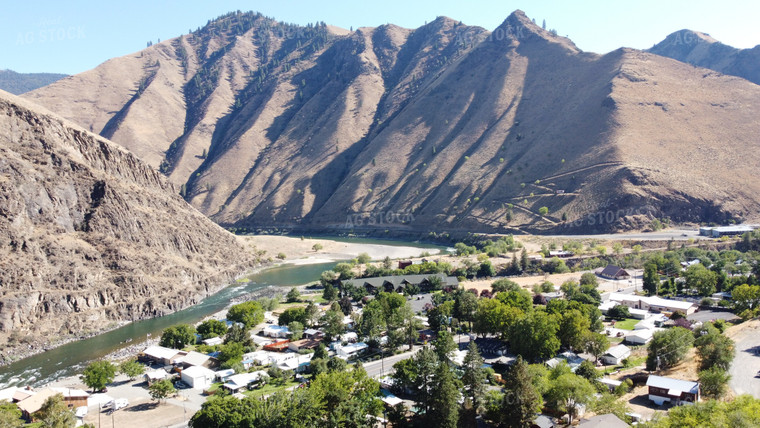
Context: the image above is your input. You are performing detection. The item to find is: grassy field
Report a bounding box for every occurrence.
[243,380,300,399]
[613,318,639,330]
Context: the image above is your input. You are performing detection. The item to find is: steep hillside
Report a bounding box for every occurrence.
[648,30,760,85]
[25,11,760,234]
[0,70,67,95]
[0,90,257,360]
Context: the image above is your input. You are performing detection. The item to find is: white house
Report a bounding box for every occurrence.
[223,371,266,392]
[176,351,214,368]
[646,375,700,405]
[626,329,654,345]
[215,369,236,382]
[180,366,216,390]
[202,337,224,346]
[141,345,181,365]
[336,342,368,359]
[601,345,631,365]
[599,378,623,393]
[262,325,290,338]
[606,293,696,315]
[144,369,170,385]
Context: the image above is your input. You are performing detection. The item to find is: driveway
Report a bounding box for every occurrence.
[728,320,760,398]
[687,309,739,324]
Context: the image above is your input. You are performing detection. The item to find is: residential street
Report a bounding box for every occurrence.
[728,320,760,398]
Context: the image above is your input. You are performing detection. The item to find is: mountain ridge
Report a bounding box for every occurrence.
[23,10,760,235]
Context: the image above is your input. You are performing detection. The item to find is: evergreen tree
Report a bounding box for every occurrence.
[501,357,542,428]
[428,363,459,428]
[520,248,529,272]
[433,330,457,364]
[461,341,486,409]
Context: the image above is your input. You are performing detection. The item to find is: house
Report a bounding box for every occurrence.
[340,332,358,343]
[646,375,700,405]
[353,273,459,294]
[601,345,631,365]
[215,369,236,382]
[176,351,216,369]
[546,352,585,371]
[599,265,631,280]
[0,386,34,403]
[380,390,404,407]
[242,350,272,368]
[599,378,623,393]
[50,387,89,409]
[549,250,573,258]
[223,371,267,392]
[336,342,368,359]
[144,369,170,385]
[288,339,322,352]
[303,328,324,340]
[140,345,182,365]
[532,414,556,428]
[680,259,701,268]
[606,292,697,315]
[578,414,628,428]
[202,337,224,346]
[263,340,290,352]
[16,389,61,421]
[625,329,654,345]
[262,325,290,338]
[180,365,216,390]
[541,291,564,301]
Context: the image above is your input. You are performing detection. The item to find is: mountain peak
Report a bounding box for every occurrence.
[491,10,579,52]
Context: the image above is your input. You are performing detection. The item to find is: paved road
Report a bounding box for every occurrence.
[541,229,701,241]
[729,321,760,398]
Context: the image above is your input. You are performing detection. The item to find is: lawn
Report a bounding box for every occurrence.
[613,318,639,330]
[243,380,300,399]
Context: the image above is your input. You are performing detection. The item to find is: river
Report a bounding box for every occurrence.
[0,237,443,389]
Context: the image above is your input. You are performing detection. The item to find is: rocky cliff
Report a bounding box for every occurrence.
[0,89,258,360]
[25,10,760,234]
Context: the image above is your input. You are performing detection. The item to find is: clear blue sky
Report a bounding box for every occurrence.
[3,0,759,74]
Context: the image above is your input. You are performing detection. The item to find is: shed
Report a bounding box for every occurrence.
[625,329,654,345]
[601,345,631,365]
[144,369,170,385]
[180,366,216,390]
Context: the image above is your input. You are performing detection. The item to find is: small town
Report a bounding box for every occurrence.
[2,228,760,427]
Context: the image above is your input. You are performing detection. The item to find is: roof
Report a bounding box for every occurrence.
[227,371,265,387]
[145,369,169,380]
[16,388,58,414]
[603,345,631,359]
[178,351,212,367]
[303,328,321,336]
[0,386,19,402]
[181,365,215,379]
[608,293,695,311]
[599,378,623,387]
[351,273,458,290]
[289,339,322,349]
[380,390,403,406]
[203,337,224,346]
[51,387,89,398]
[143,345,180,361]
[600,265,628,278]
[646,375,699,394]
[215,369,235,378]
[627,329,654,340]
[579,414,628,428]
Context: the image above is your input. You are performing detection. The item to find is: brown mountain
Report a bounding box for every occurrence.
[0,89,257,360]
[648,30,760,86]
[25,11,760,234]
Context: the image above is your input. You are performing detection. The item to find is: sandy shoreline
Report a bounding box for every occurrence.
[243,235,440,262]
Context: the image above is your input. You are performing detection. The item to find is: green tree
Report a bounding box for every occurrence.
[427,363,459,428]
[608,304,631,320]
[149,378,176,403]
[575,360,600,382]
[501,357,542,428]
[732,284,760,312]
[219,342,244,364]
[492,278,520,293]
[159,324,196,349]
[647,395,760,427]
[279,307,307,326]
[413,348,439,414]
[698,367,730,399]
[545,373,595,423]
[286,287,301,303]
[82,360,116,392]
[226,301,264,329]
[612,243,623,255]
[119,359,145,381]
[304,301,320,327]
[558,309,591,351]
[509,311,560,362]
[224,323,253,347]
[357,252,371,264]
[321,309,345,341]
[0,402,23,428]
[695,331,734,371]
[455,291,478,330]
[433,330,457,364]
[34,393,75,428]
[288,321,304,341]
[322,283,338,302]
[579,272,599,288]
[312,243,323,252]
[197,319,228,339]
[584,332,610,363]
[685,263,718,296]
[461,341,486,409]
[520,248,529,272]
[643,262,660,296]
[646,327,695,371]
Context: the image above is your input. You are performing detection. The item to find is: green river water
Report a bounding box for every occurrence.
[0,237,444,388]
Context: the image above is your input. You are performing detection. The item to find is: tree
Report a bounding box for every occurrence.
[492,278,520,293]
[478,261,495,278]
[608,304,631,320]
[575,360,600,382]
[338,296,353,315]
[304,301,320,327]
[501,357,542,428]
[412,347,439,414]
[119,360,145,381]
[433,330,457,364]
[357,252,371,264]
[646,327,695,371]
[321,309,345,341]
[520,248,529,272]
[288,321,304,341]
[509,311,560,362]
[695,331,734,371]
[160,324,197,349]
[732,283,760,312]
[286,287,301,303]
[312,243,323,252]
[226,301,264,329]
[584,332,610,363]
[538,206,549,216]
[34,393,75,427]
[279,307,307,326]
[579,272,599,288]
[427,363,459,428]
[322,283,338,302]
[461,341,486,409]
[558,309,591,351]
[648,395,760,427]
[149,378,176,403]
[82,360,116,392]
[219,342,244,364]
[224,323,253,347]
[455,291,478,330]
[612,243,623,255]
[0,402,22,428]
[545,373,595,423]
[643,262,660,296]
[699,367,730,399]
[197,319,228,339]
[685,263,718,296]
